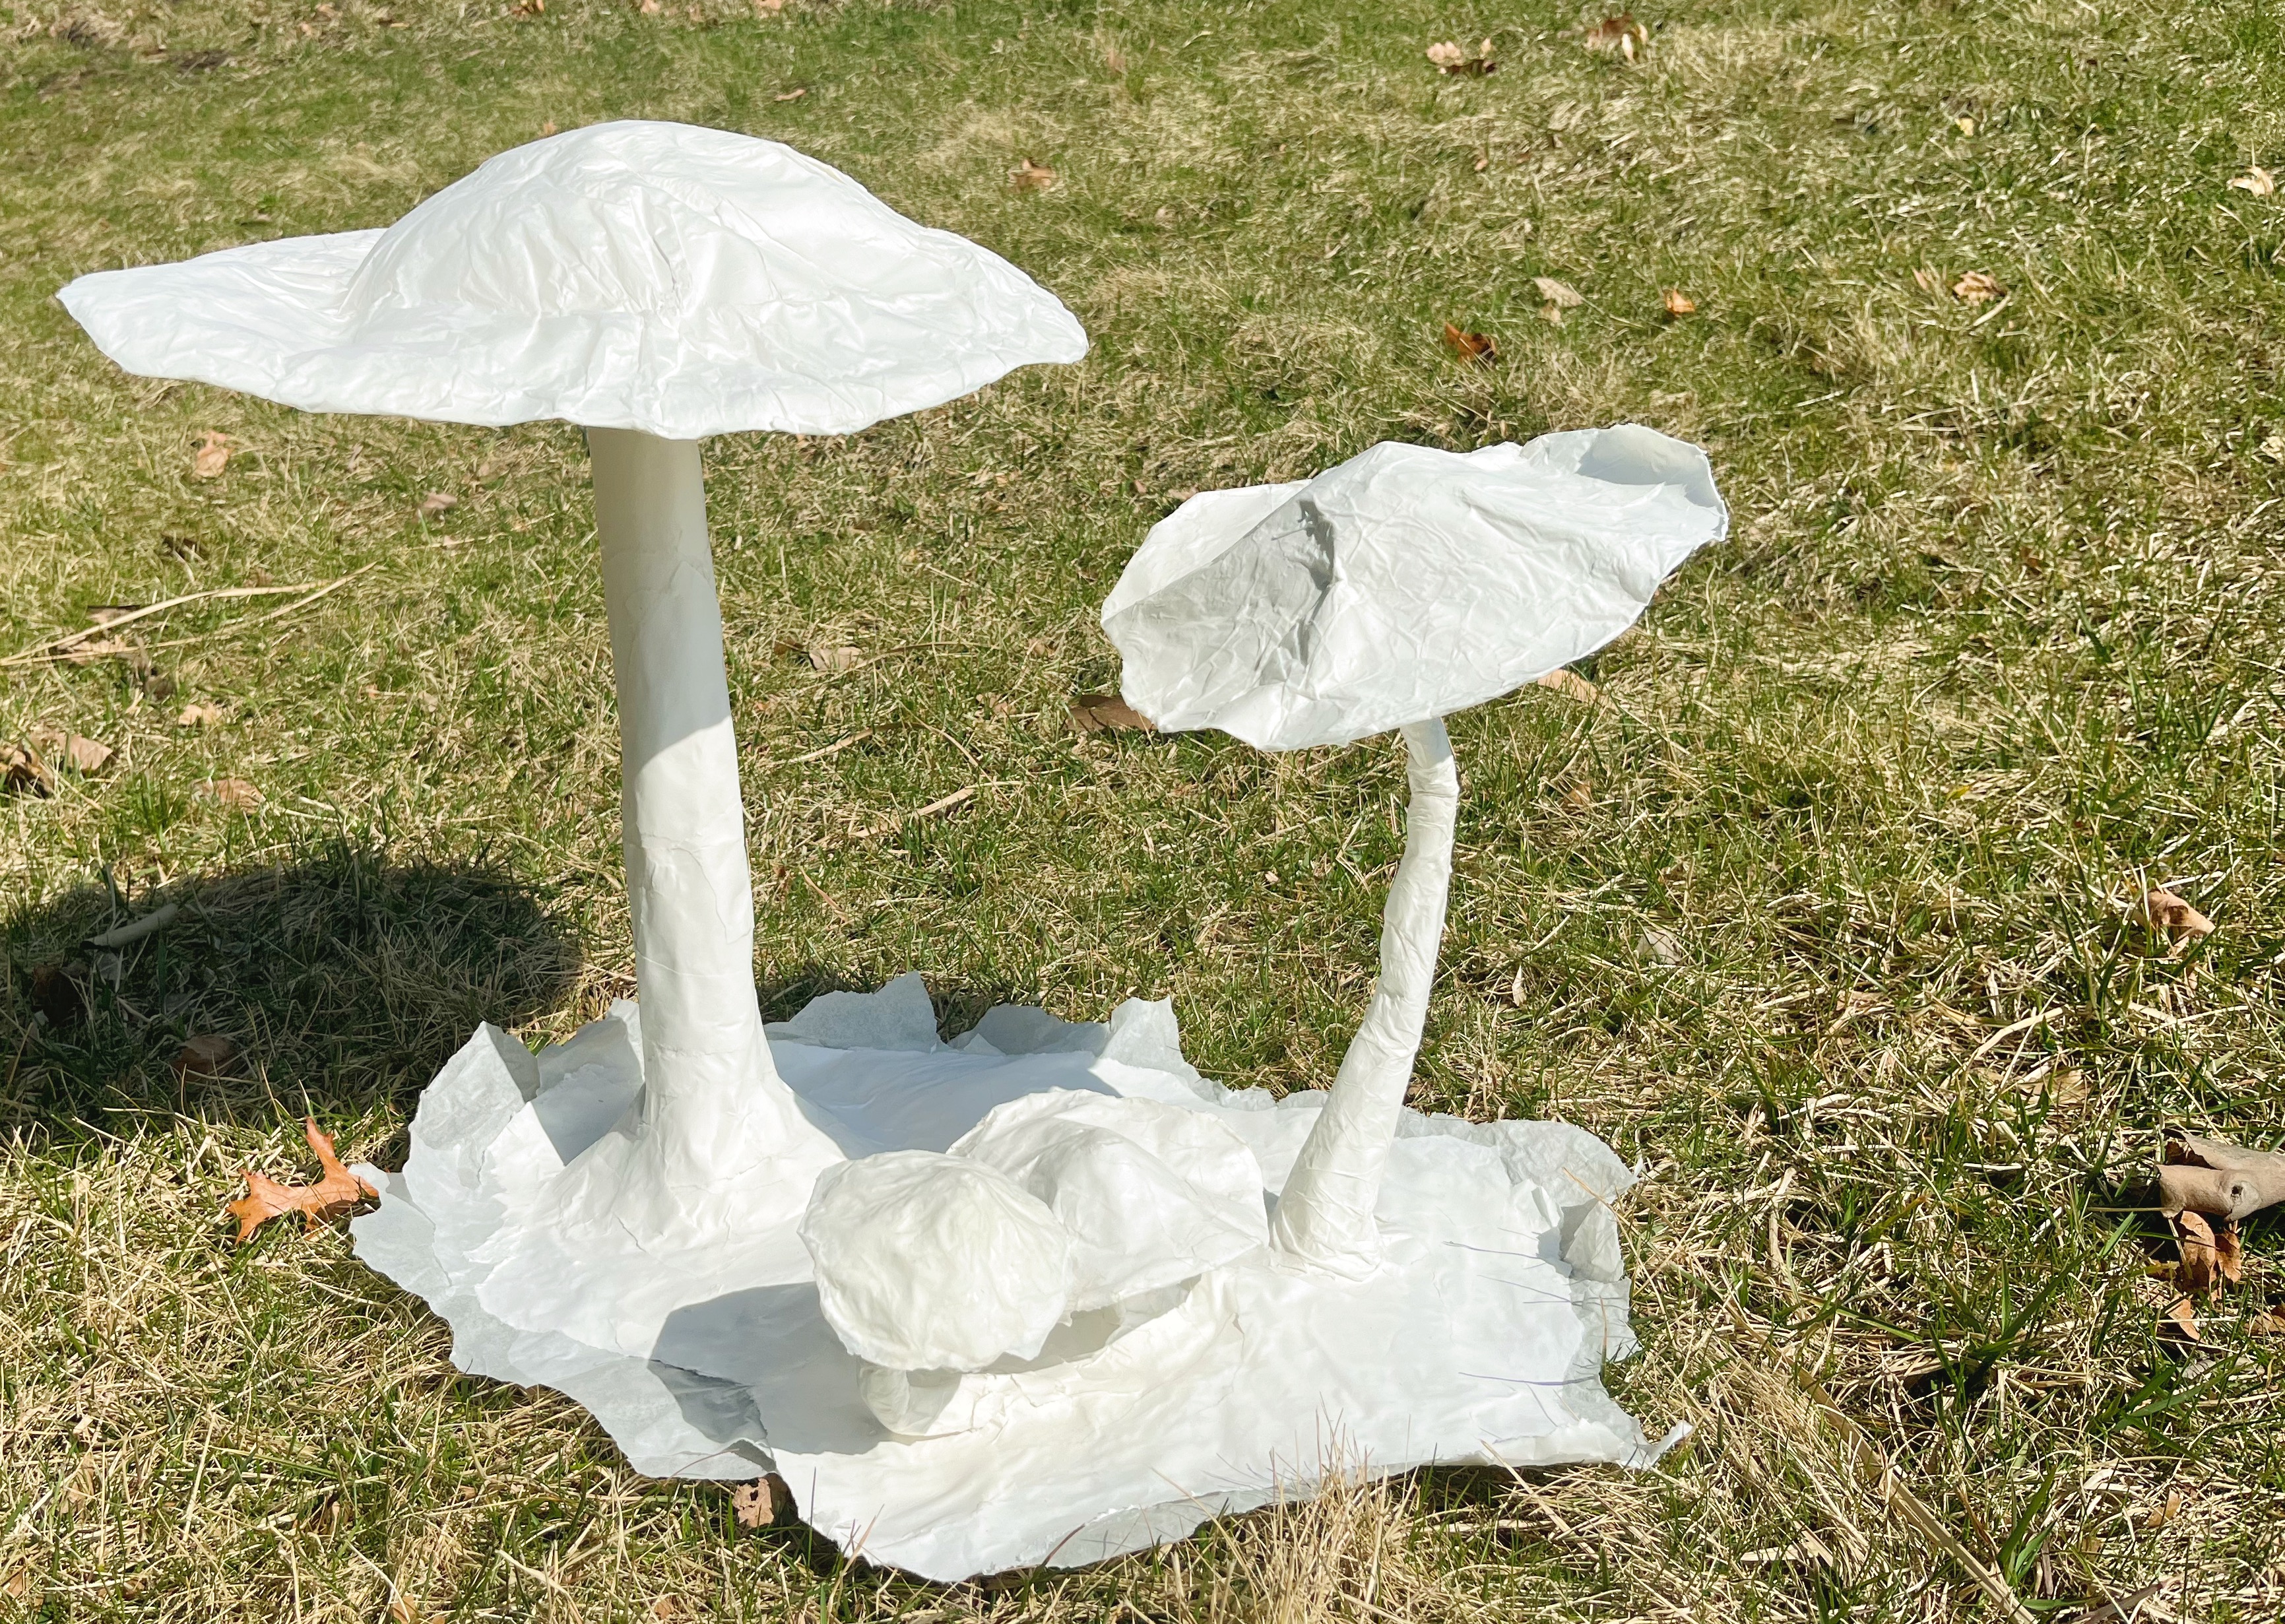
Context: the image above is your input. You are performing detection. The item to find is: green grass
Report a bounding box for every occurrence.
[4,0,2284,1615]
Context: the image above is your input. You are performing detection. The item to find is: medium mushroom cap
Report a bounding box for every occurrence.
[1103,426,1726,750]
[56,121,1087,438]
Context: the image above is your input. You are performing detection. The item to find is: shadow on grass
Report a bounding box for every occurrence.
[0,840,579,1134]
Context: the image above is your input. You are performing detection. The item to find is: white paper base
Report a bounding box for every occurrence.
[352,975,1672,1580]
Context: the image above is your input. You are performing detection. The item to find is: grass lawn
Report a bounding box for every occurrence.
[4,0,2284,1615]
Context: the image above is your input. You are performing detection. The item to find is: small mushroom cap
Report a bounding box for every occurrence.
[1102,427,1726,750]
[56,121,1087,439]
[800,1150,1072,1373]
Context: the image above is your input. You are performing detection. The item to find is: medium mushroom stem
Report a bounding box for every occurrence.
[1270,717,1459,1273]
[585,428,843,1239]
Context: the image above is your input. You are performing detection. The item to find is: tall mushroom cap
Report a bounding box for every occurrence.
[55,121,1087,438]
[1103,427,1727,750]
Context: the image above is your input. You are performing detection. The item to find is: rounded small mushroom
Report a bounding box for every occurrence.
[57,122,1087,1245]
[1103,428,1726,1272]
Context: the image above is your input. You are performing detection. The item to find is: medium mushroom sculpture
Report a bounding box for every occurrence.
[1103,426,1729,1276]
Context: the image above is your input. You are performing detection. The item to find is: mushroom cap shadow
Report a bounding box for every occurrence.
[1,843,579,1136]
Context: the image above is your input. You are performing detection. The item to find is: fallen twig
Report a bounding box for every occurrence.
[773,731,871,766]
[141,564,377,650]
[850,781,1008,841]
[1,580,348,666]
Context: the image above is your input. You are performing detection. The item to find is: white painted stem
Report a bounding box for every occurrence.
[1270,717,1458,1273]
[577,428,842,1243]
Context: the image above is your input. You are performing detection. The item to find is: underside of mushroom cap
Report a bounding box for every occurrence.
[1103,427,1727,751]
[55,121,1088,439]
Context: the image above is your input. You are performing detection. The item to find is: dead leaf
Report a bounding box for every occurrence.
[730,1475,787,1528]
[177,700,226,728]
[1563,779,1593,810]
[192,431,231,479]
[203,777,263,810]
[540,118,559,136]
[86,603,142,625]
[418,491,459,517]
[1426,38,1495,76]
[2230,166,2277,197]
[177,1033,236,1079]
[59,635,139,666]
[30,964,80,1027]
[806,643,863,673]
[650,1600,682,1621]
[511,0,543,16]
[32,729,111,774]
[1950,271,2004,304]
[1010,157,1058,193]
[752,0,784,14]
[774,85,807,100]
[2163,1295,2199,1340]
[1535,667,1599,703]
[1533,276,1584,308]
[638,0,659,12]
[2216,1221,2243,1284]
[1068,694,1155,734]
[2248,1311,2285,1334]
[2,742,54,796]
[1954,115,1976,136]
[1662,288,1697,317]
[2137,888,2214,941]
[3,1567,31,1602]
[1584,13,1648,59]
[1442,323,1497,366]
[225,1117,378,1242]
[2141,1489,2183,1530]
[2175,1211,2220,1295]
[2157,1132,2285,1222]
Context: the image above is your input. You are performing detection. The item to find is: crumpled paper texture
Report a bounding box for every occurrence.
[1103,426,1728,750]
[55,121,1087,438]
[353,975,1677,1581]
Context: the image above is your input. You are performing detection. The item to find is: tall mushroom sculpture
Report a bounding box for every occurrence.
[1103,426,1729,1273]
[56,121,1087,1249]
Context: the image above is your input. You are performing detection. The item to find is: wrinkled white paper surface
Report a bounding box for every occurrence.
[56,121,1087,439]
[1104,428,1728,751]
[353,977,1674,1580]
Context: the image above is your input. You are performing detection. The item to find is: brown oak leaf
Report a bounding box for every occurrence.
[1068,694,1155,734]
[730,1475,787,1528]
[1584,14,1648,59]
[1950,270,2004,304]
[2175,1210,2220,1295]
[2137,888,2214,941]
[226,1117,377,1242]
[1535,667,1599,703]
[1442,323,1497,366]
[1427,38,1495,76]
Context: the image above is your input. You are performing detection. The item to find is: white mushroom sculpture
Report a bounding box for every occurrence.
[1104,426,1729,1274]
[64,146,1729,1571]
[56,120,1086,1251]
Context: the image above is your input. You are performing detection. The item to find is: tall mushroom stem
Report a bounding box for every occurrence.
[579,428,843,1242]
[1270,717,1458,1274]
